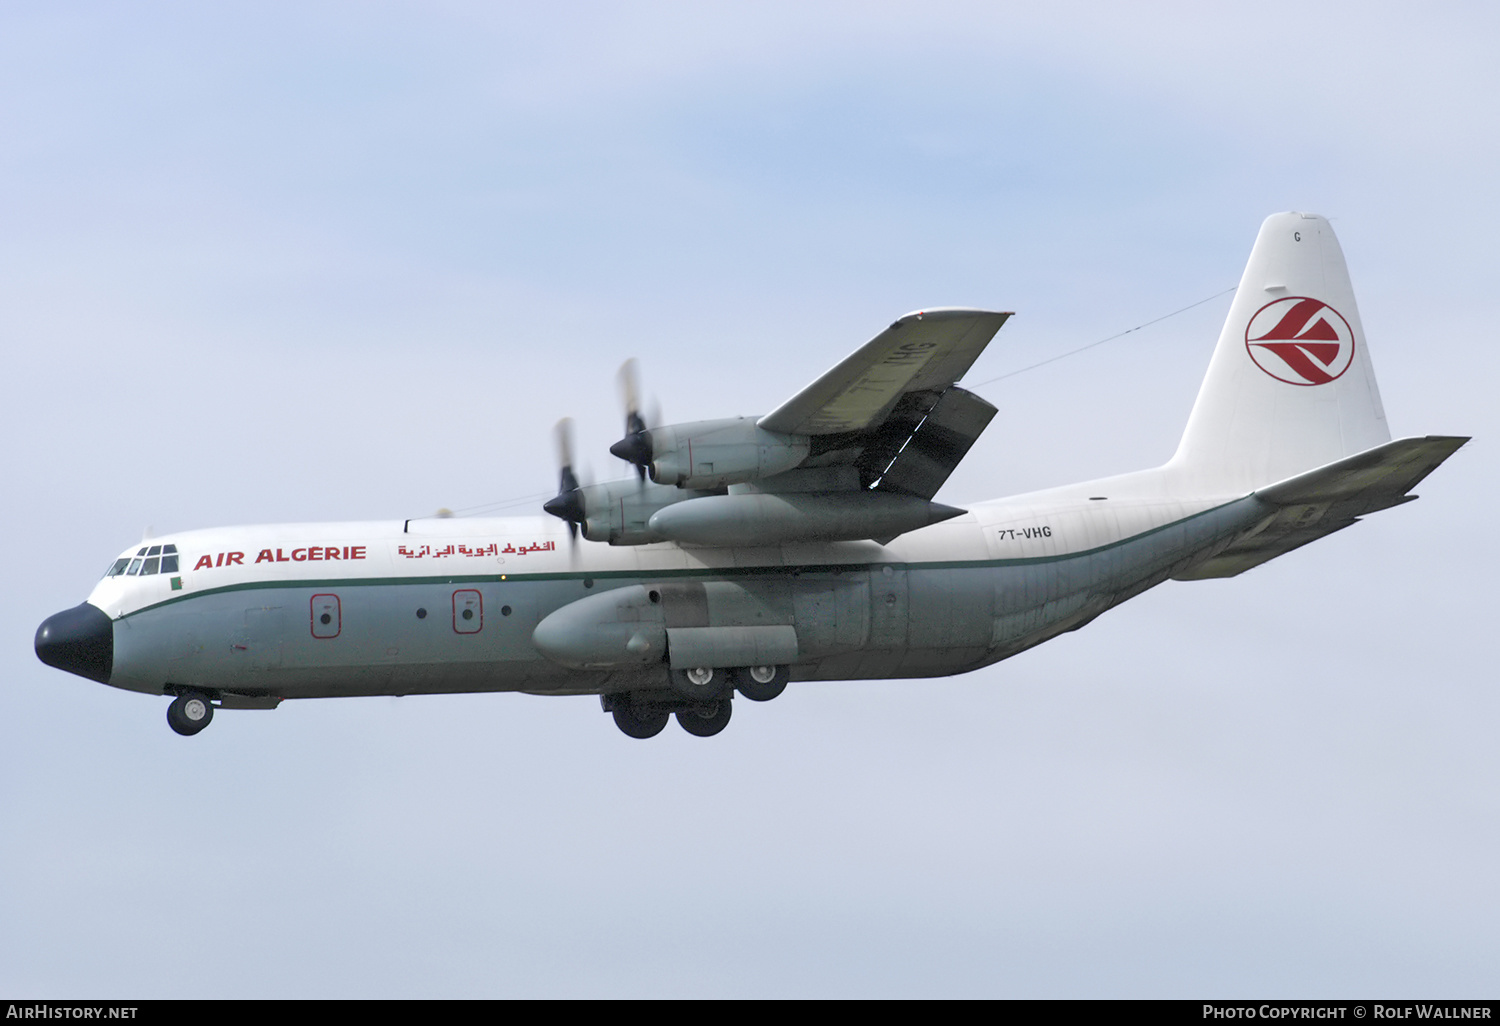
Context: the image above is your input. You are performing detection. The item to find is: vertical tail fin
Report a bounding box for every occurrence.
[1169,212,1390,494]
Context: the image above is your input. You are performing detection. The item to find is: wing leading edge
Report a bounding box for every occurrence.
[758,309,1011,436]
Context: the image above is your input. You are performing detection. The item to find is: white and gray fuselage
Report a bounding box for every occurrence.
[84,474,1256,703]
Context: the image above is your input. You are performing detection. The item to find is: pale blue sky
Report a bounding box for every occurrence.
[2,2,1495,997]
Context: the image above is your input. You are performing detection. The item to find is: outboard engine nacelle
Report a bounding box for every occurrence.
[644,418,810,489]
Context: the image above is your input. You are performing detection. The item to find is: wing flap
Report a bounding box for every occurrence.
[864,386,999,499]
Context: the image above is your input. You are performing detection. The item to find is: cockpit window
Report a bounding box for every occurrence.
[107,544,178,578]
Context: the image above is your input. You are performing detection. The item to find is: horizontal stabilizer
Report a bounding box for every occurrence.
[1174,435,1468,579]
[1254,435,1468,506]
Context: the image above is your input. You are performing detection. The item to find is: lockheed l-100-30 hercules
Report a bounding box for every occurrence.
[35,213,1467,739]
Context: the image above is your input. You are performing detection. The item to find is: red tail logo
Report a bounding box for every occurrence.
[1245,297,1356,386]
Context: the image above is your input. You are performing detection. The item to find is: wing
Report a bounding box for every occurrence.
[759,308,1011,435]
[758,308,1009,500]
[552,308,1011,547]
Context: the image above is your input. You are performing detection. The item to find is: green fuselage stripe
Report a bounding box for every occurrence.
[114,498,1252,621]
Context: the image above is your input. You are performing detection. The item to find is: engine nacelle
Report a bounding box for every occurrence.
[646,418,810,489]
[573,479,721,546]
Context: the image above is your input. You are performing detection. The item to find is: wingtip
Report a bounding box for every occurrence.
[892,307,1012,326]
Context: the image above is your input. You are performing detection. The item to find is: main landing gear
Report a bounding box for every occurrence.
[610,695,671,739]
[606,664,791,739]
[676,698,732,737]
[166,690,215,736]
[731,664,789,703]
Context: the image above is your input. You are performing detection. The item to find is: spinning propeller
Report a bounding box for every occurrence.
[542,418,585,542]
[544,362,662,541]
[609,358,656,480]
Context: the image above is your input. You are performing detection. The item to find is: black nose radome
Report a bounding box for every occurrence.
[35,603,114,684]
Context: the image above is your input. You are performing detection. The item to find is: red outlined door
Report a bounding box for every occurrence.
[453,589,482,634]
[311,594,341,639]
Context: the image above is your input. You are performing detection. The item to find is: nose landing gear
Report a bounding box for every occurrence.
[166,691,214,736]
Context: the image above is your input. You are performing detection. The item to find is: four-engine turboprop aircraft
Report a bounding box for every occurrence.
[35,213,1467,739]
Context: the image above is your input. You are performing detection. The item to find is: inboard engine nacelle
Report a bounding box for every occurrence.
[573,479,723,545]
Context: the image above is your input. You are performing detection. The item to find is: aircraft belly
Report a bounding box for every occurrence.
[807,566,1004,680]
[987,495,1264,660]
[801,495,1268,681]
[110,580,572,700]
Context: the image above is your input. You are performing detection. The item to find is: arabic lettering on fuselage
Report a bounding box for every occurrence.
[395,541,555,558]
